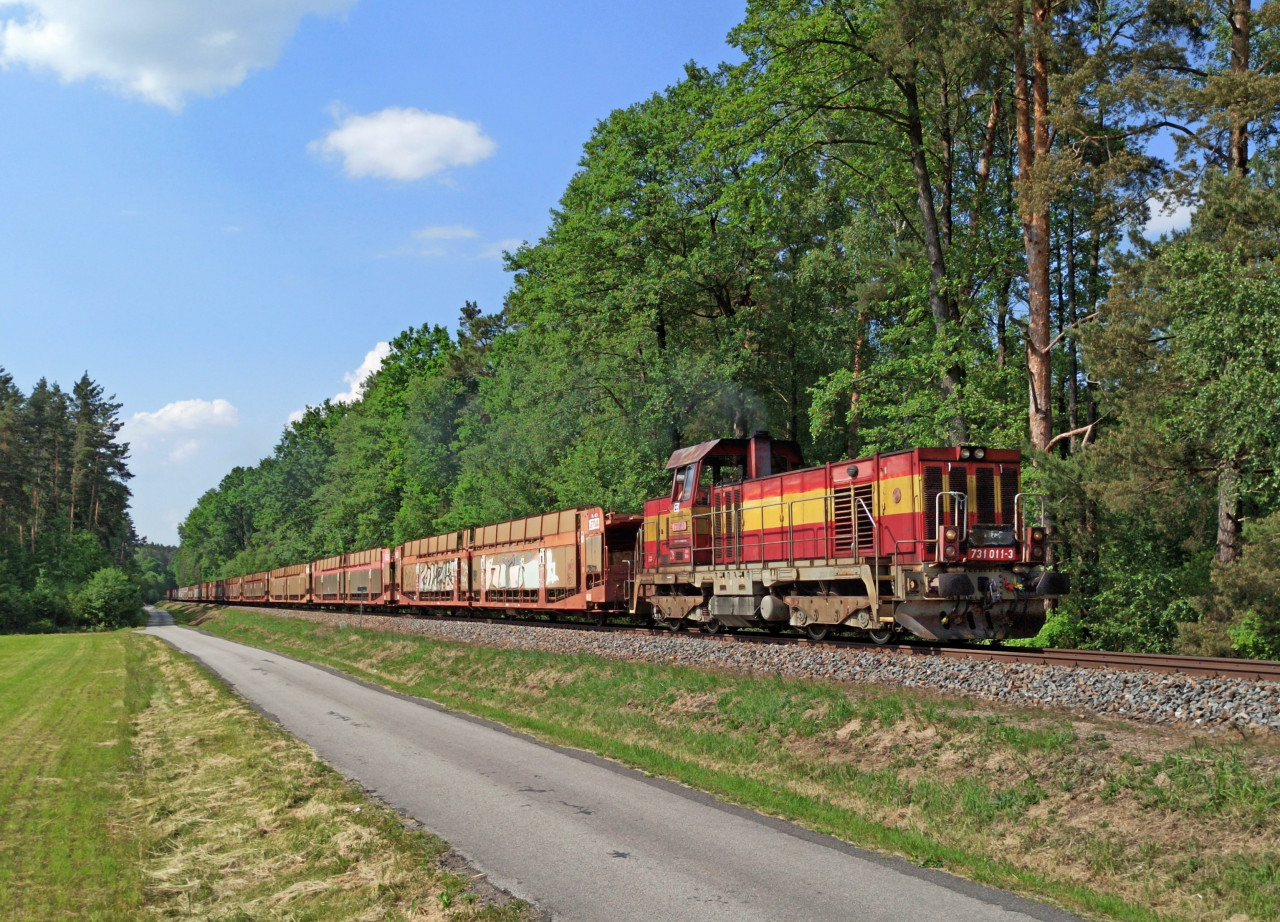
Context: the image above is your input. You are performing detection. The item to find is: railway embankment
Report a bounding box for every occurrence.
[184,603,1280,734]
[173,604,1280,922]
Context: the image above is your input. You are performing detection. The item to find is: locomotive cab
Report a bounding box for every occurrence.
[655,432,804,568]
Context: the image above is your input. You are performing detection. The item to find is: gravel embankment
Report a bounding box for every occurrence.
[228,607,1280,734]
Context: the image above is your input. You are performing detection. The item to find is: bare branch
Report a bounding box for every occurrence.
[1045,421,1098,450]
[1047,310,1102,351]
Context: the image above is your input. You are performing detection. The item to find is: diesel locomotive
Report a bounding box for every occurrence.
[173,432,1068,642]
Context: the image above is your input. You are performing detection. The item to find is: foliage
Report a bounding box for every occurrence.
[71,567,144,630]
[174,2,1280,657]
[0,368,148,634]
[1182,510,1280,659]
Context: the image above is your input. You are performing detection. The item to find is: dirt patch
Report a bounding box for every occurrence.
[669,691,720,714]
[520,668,578,692]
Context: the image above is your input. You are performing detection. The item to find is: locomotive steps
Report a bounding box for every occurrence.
[167,603,1280,922]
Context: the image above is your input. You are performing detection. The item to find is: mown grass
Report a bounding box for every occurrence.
[184,605,1280,922]
[0,626,536,921]
[0,632,144,920]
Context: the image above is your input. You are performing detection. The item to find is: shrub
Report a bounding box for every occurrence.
[0,584,28,633]
[1179,510,1280,660]
[26,581,73,629]
[72,568,143,631]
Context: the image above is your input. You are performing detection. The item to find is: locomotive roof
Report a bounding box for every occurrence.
[665,436,804,470]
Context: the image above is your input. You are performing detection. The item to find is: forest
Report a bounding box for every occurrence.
[0,370,172,632]
[176,0,1280,657]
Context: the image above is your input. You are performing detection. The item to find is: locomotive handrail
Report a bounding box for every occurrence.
[935,491,969,541]
[684,486,984,571]
[691,491,892,568]
[786,494,828,565]
[1014,492,1047,536]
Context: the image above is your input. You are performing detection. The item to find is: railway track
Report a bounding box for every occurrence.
[213,602,1280,685]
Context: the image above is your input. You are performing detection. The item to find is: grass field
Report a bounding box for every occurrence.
[0,629,534,921]
[0,633,144,920]
[177,604,1280,922]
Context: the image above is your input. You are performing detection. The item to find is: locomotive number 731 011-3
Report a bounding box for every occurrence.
[966,547,1017,562]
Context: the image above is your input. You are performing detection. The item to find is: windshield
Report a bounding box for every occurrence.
[968,525,1016,547]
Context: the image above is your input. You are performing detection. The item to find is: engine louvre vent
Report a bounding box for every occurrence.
[1000,466,1020,525]
[923,464,944,557]
[975,467,996,525]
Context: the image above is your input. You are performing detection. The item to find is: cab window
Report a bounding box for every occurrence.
[681,464,697,503]
[672,463,697,503]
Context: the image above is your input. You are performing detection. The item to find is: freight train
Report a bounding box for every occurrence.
[172,432,1069,643]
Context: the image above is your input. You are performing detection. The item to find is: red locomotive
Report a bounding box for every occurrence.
[636,432,1065,641]
[170,433,1067,642]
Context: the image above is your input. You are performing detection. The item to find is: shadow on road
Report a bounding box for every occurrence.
[145,606,174,628]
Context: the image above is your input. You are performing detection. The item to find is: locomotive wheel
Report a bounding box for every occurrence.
[867,628,892,645]
[805,623,830,642]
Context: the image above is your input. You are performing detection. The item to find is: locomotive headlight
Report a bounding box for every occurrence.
[944,545,959,560]
[974,448,986,459]
[944,527,959,542]
[1031,546,1044,560]
[1032,529,1044,541]
[960,448,972,459]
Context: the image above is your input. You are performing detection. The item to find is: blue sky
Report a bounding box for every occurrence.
[0,0,750,544]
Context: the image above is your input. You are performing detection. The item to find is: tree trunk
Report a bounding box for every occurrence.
[1015,0,1054,452]
[901,76,966,444]
[1216,459,1242,565]
[848,334,865,458]
[1216,0,1250,564]
[1229,0,1250,175]
[1066,205,1080,452]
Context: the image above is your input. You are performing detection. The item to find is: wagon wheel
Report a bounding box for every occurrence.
[700,617,725,635]
[764,621,787,636]
[805,623,830,642]
[867,628,893,645]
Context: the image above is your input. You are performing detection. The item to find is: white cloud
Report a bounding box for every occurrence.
[310,107,496,181]
[168,438,201,463]
[333,341,390,403]
[478,237,524,260]
[0,0,355,111]
[416,224,476,240]
[1143,197,1195,239]
[128,397,239,436]
[287,341,390,424]
[124,397,239,466]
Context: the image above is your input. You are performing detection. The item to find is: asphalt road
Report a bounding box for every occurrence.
[143,611,1081,922]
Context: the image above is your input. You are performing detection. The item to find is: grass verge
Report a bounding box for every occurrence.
[183,605,1280,922]
[0,627,536,921]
